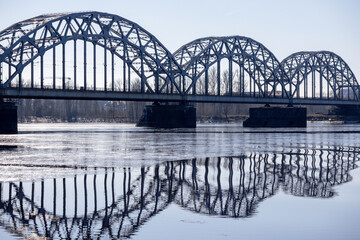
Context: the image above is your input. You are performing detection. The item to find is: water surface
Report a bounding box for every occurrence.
[0,123,359,239]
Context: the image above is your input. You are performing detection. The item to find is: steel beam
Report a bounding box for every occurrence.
[2,87,359,106]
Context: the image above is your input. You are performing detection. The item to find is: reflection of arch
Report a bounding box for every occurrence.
[174,156,279,217]
[0,146,358,238]
[0,12,182,93]
[173,36,287,97]
[280,51,360,101]
[0,165,176,239]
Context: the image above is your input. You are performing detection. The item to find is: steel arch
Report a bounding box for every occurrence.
[0,12,182,93]
[173,36,288,98]
[1,12,359,105]
[281,51,360,101]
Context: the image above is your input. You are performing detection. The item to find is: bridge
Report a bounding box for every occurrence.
[0,146,358,238]
[0,12,360,131]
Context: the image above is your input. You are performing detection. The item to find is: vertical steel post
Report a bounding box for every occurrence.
[62,43,66,90]
[182,75,185,93]
[93,43,96,90]
[19,71,22,89]
[327,67,330,99]
[169,60,173,94]
[229,59,232,96]
[296,73,300,98]
[141,54,144,93]
[304,72,307,98]
[53,47,56,89]
[84,40,87,90]
[111,51,115,91]
[74,40,77,90]
[8,59,11,87]
[155,70,159,93]
[192,66,196,95]
[347,74,350,100]
[104,39,107,92]
[128,63,130,92]
[205,67,208,95]
[241,65,244,96]
[320,69,323,99]
[312,70,315,98]
[334,67,337,99]
[123,44,126,92]
[256,70,260,97]
[249,68,252,97]
[289,70,292,98]
[217,61,221,96]
[40,55,44,89]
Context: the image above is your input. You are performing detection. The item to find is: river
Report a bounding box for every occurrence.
[0,123,359,239]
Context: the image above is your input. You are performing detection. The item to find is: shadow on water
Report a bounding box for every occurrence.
[0,145,17,151]
[0,146,359,239]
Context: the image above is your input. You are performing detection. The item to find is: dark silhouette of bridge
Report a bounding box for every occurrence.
[0,146,358,239]
[0,12,359,106]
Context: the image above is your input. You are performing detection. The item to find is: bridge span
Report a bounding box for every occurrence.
[0,12,360,132]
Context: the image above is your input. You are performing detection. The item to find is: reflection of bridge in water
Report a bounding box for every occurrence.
[0,146,359,238]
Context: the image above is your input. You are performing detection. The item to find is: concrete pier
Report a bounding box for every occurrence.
[331,105,360,123]
[243,107,307,128]
[137,103,196,128]
[0,101,18,134]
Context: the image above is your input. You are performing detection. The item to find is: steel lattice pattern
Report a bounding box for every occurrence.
[0,11,359,103]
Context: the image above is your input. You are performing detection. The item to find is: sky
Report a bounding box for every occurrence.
[0,0,359,77]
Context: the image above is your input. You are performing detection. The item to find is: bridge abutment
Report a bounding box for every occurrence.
[243,106,307,128]
[137,102,196,128]
[0,100,18,134]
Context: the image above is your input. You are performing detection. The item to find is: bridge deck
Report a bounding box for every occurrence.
[1,88,359,106]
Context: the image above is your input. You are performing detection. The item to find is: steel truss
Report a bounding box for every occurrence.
[0,12,359,104]
[281,51,360,101]
[173,36,287,97]
[0,12,182,94]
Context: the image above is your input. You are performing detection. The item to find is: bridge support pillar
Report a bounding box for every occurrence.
[243,106,306,128]
[137,102,196,128]
[331,105,360,123]
[0,101,18,134]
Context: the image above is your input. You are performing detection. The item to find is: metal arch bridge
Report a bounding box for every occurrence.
[0,11,359,106]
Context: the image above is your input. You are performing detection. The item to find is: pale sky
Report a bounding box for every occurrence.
[0,0,359,77]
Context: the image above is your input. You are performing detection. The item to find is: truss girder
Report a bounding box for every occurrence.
[0,12,359,104]
[281,51,360,101]
[0,11,182,93]
[173,36,286,97]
